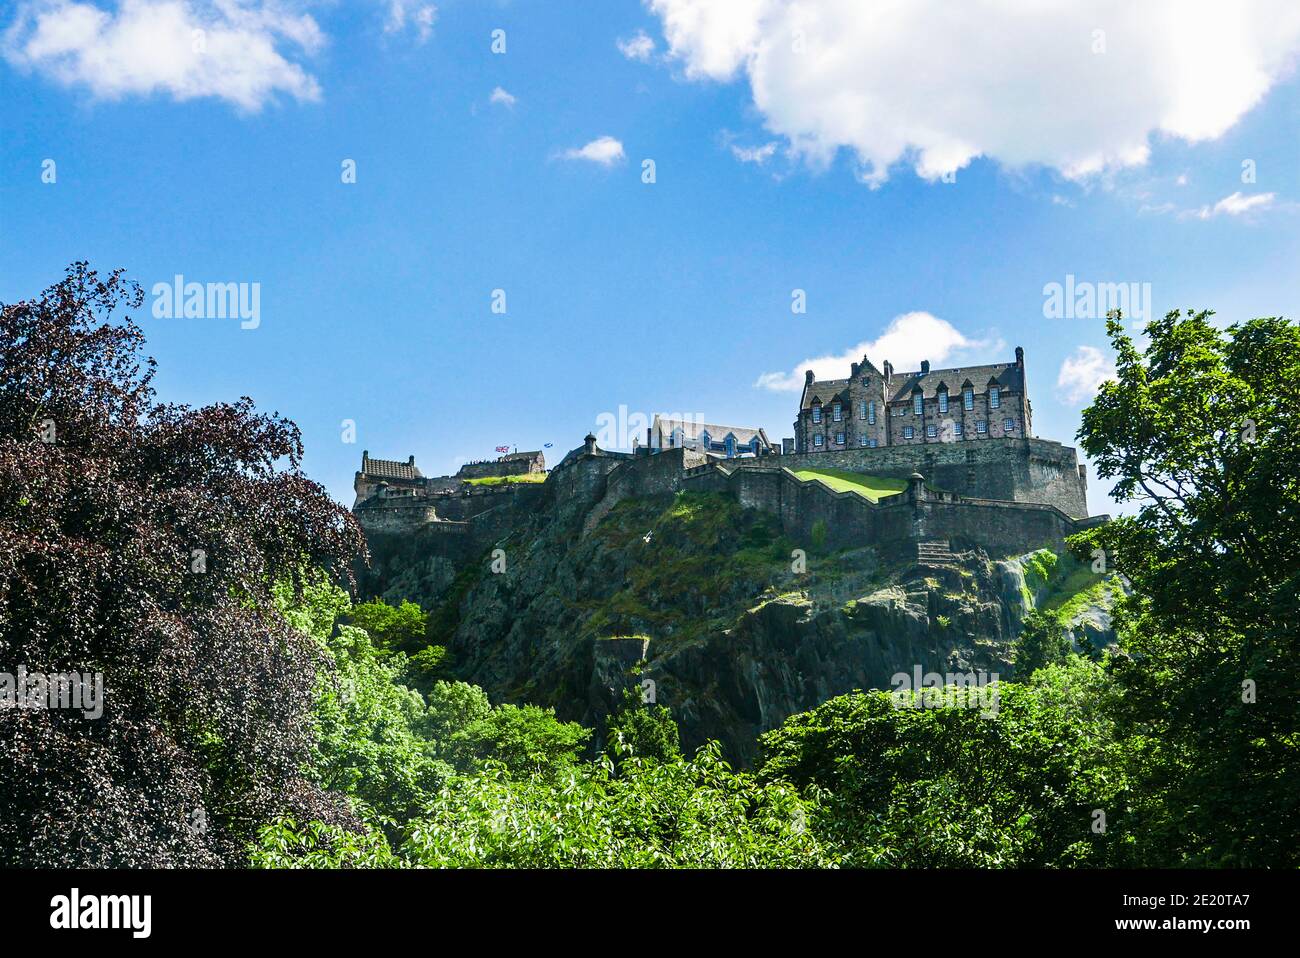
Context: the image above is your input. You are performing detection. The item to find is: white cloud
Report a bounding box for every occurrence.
[647,0,1300,186]
[1057,345,1117,404]
[3,0,325,111]
[1189,190,1275,219]
[617,29,655,61]
[489,85,515,107]
[731,141,778,164]
[560,135,626,166]
[755,311,993,392]
[385,1,436,43]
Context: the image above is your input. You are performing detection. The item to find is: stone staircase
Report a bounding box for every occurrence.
[915,539,955,566]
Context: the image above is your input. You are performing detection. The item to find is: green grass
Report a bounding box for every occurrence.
[790,468,908,503]
[463,472,549,486]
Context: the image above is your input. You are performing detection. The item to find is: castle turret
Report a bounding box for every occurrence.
[584,432,597,455]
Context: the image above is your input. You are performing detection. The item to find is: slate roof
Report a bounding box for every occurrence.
[651,416,773,449]
[886,363,1023,402]
[500,450,543,462]
[800,361,1024,409]
[798,379,852,411]
[360,454,423,481]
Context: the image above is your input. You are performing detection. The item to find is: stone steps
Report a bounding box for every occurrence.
[915,539,955,565]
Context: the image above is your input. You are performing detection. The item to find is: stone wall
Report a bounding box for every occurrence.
[735,437,1088,518]
[457,452,544,480]
[679,462,1096,557]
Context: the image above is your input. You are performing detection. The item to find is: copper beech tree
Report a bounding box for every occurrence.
[0,263,366,866]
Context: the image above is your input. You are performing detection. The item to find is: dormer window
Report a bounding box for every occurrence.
[832,401,842,422]
[990,386,1001,409]
[913,393,924,416]
[812,402,822,423]
[963,387,974,410]
[938,389,948,413]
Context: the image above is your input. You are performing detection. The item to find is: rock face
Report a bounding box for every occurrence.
[359,489,1117,767]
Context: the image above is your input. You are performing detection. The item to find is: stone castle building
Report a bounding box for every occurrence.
[353,449,545,508]
[794,347,1032,453]
[648,415,774,458]
[353,342,1098,554]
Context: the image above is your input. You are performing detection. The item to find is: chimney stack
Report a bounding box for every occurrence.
[883,360,893,383]
[805,369,815,384]
[408,455,415,466]
[921,359,930,375]
[1015,345,1024,366]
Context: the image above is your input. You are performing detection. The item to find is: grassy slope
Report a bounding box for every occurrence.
[790,468,908,502]
[463,473,549,486]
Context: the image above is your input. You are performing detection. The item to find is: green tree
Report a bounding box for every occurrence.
[0,264,365,867]
[1069,310,1300,866]
[604,686,681,764]
[758,659,1128,867]
[1012,610,1072,678]
[348,599,429,653]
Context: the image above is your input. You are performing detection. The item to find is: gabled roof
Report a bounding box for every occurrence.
[799,378,851,411]
[886,362,1024,402]
[500,450,542,462]
[653,416,772,449]
[360,454,423,481]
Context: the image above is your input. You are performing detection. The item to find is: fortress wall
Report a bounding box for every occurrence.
[434,483,546,522]
[711,462,1086,556]
[727,437,1088,517]
[353,502,439,535]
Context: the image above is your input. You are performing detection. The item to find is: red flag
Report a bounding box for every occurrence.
[495,445,510,453]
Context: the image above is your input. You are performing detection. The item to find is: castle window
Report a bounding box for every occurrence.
[835,432,845,445]
[938,389,948,413]
[869,438,878,448]
[868,401,876,425]
[814,433,824,447]
[811,403,822,423]
[832,402,842,422]
[963,387,974,410]
[913,393,924,415]
[859,401,867,420]
[903,426,915,440]
[1004,418,1015,432]
[926,424,937,438]
[954,423,964,437]
[976,420,988,434]
[859,435,868,446]
[990,386,1001,409]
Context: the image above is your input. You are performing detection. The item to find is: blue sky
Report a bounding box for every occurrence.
[3,1,1299,516]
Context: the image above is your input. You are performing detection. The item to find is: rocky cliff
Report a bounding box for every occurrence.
[358,488,1118,766]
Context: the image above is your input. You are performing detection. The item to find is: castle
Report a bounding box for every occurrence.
[793,348,1031,453]
[352,345,1103,558]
